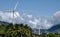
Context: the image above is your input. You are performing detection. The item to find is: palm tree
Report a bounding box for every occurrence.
[5,23,17,37]
[15,24,32,37]
[0,23,32,37]
[23,24,32,37]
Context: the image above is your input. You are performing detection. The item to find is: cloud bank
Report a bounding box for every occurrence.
[0,10,60,29]
[0,11,24,23]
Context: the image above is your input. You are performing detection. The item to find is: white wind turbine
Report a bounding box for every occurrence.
[38,17,41,35]
[0,0,20,25]
[34,17,41,35]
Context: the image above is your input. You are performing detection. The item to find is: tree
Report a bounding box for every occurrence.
[0,23,32,37]
[0,24,6,37]
[47,33,58,37]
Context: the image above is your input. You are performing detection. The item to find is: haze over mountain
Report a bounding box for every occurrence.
[0,11,60,29]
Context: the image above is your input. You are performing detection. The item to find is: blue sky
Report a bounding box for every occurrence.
[0,0,60,17]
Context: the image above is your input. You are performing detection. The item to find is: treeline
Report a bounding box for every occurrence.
[0,23,32,37]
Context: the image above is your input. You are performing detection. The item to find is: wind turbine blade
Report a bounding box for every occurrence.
[14,12,24,20]
[14,12,18,16]
[14,0,19,11]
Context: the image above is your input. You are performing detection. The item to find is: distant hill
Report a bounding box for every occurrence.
[32,24,60,34]
[32,28,48,35]
[48,24,60,32]
[0,21,10,25]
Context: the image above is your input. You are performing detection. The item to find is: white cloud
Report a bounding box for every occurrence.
[0,10,60,29]
[28,18,40,28]
[52,11,60,24]
[29,19,39,25]
[0,11,24,23]
[28,10,60,29]
[0,11,53,29]
[27,15,32,18]
[43,19,53,29]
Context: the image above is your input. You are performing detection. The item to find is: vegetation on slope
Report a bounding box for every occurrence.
[0,23,32,37]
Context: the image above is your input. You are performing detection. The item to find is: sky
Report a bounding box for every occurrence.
[0,0,60,16]
[0,0,60,29]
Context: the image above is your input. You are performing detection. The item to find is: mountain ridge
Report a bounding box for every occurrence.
[48,24,60,32]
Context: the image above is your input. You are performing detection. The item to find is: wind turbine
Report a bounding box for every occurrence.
[37,17,41,35]
[0,0,19,25]
[12,0,19,25]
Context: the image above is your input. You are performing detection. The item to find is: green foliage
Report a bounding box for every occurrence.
[0,23,32,37]
[47,33,58,37]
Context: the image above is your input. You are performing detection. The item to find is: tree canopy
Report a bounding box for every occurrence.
[0,23,32,37]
